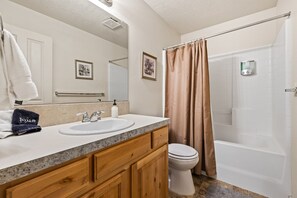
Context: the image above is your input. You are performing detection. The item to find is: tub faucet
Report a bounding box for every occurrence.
[90,110,105,122]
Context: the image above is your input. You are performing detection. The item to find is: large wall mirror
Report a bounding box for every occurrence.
[1,0,128,104]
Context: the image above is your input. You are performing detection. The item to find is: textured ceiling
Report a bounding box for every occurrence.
[144,0,278,34]
[9,0,128,48]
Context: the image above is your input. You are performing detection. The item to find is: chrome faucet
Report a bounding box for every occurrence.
[76,111,105,122]
[90,111,105,122]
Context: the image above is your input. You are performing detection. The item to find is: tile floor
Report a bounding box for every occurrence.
[169,174,267,198]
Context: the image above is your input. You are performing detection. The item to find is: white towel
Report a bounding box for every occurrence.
[0,33,10,110]
[0,110,13,139]
[0,29,38,109]
[0,109,13,123]
[0,132,13,139]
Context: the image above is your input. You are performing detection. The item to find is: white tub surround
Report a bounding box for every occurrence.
[209,22,290,198]
[0,114,169,184]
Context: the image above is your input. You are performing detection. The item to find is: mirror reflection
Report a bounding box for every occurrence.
[1,0,128,104]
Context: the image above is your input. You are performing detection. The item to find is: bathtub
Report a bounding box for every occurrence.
[213,123,289,198]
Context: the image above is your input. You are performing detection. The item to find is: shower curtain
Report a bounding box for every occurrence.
[165,39,216,176]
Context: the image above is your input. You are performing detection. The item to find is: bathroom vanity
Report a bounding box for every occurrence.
[0,114,169,198]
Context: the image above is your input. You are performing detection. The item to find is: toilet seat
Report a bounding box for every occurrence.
[169,143,198,160]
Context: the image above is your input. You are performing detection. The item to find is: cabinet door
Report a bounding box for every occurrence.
[81,170,129,198]
[132,145,168,198]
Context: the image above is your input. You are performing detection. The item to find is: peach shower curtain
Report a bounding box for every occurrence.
[165,39,216,176]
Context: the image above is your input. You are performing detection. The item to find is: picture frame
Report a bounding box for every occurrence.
[75,60,93,80]
[142,52,157,81]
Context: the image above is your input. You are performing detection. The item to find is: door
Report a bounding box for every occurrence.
[81,170,129,198]
[5,24,53,104]
[131,145,168,198]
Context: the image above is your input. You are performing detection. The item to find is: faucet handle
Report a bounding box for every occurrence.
[89,110,105,122]
[76,111,88,117]
[92,110,105,116]
[76,112,90,122]
[95,110,105,116]
[97,110,105,115]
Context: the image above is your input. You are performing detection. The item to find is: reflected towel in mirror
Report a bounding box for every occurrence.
[0,29,38,109]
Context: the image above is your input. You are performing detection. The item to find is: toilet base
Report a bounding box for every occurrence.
[169,167,195,196]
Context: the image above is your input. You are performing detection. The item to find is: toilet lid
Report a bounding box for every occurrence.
[168,143,198,159]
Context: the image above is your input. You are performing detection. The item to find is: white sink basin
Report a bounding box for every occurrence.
[59,118,135,135]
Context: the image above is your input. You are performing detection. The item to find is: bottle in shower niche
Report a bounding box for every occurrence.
[111,99,118,118]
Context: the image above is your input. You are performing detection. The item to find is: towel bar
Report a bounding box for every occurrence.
[55,91,105,97]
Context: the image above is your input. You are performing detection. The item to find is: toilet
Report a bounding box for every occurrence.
[168,143,199,196]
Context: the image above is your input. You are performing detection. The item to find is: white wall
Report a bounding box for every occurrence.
[275,0,297,197]
[181,8,278,56]
[90,0,180,116]
[0,0,128,103]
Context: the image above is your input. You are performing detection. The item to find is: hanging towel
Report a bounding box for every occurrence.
[12,109,41,135]
[0,31,10,110]
[0,132,13,139]
[0,29,38,109]
[0,109,13,129]
[0,109,13,139]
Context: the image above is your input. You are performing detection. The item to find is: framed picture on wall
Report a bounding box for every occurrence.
[75,60,93,80]
[142,52,157,81]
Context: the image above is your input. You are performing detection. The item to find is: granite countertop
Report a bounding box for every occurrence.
[0,114,169,185]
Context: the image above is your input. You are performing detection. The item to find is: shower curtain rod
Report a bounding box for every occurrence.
[163,11,291,50]
[109,57,128,63]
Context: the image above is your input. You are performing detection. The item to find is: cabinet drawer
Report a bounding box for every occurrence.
[94,133,151,184]
[6,158,89,198]
[152,126,168,149]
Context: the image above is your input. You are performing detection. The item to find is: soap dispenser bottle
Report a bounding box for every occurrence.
[111,99,118,118]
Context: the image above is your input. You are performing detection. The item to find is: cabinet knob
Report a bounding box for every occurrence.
[61,177,73,184]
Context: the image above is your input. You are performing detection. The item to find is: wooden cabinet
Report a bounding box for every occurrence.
[2,126,168,198]
[6,158,89,198]
[131,145,168,198]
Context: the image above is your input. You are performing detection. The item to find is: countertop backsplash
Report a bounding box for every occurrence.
[18,101,129,127]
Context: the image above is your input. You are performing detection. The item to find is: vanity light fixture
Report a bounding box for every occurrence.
[99,0,112,7]
[88,0,112,10]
